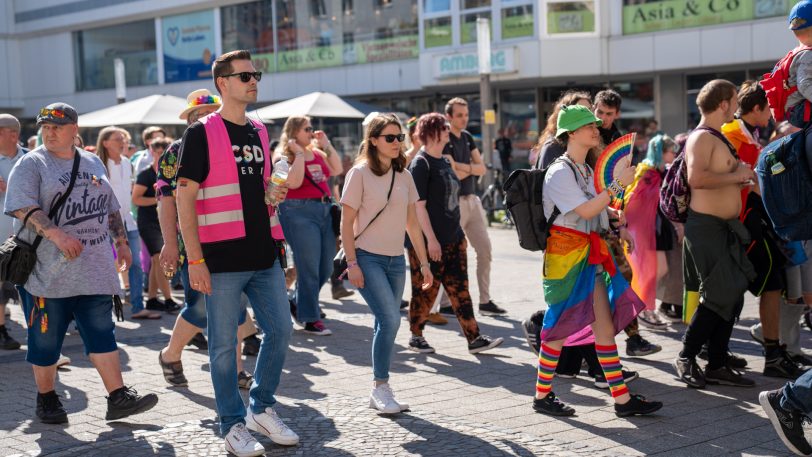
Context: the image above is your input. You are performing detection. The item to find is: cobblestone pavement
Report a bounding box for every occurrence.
[0,228,806,456]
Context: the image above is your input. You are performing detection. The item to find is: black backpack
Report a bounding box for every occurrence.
[503,159,576,251]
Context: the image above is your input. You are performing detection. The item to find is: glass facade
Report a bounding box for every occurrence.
[546,1,596,34]
[423,0,535,48]
[222,0,418,73]
[73,20,158,91]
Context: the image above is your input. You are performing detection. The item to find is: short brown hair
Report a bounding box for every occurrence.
[444,97,468,116]
[417,113,448,145]
[737,80,768,115]
[594,89,622,110]
[212,50,253,94]
[356,113,406,176]
[696,79,738,115]
[141,126,165,146]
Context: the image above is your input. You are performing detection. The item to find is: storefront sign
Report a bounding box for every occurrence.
[623,0,791,35]
[162,10,215,83]
[548,9,596,34]
[433,48,516,79]
[253,35,418,73]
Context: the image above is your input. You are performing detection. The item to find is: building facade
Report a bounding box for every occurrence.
[0,0,799,163]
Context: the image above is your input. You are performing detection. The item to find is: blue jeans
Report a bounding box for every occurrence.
[278,199,336,322]
[179,261,248,329]
[126,229,144,313]
[206,262,292,435]
[356,250,406,381]
[782,368,812,413]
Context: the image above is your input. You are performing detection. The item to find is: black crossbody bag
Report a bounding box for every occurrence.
[334,169,396,274]
[303,171,342,236]
[0,151,81,285]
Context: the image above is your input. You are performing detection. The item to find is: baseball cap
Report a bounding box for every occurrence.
[36,103,78,127]
[789,0,812,30]
[556,104,602,137]
[0,114,20,132]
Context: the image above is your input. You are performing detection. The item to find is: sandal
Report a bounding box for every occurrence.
[158,350,188,387]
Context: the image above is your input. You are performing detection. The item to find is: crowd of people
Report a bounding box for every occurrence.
[4,3,812,455]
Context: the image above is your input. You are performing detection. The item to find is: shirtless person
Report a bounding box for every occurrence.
[673,80,758,389]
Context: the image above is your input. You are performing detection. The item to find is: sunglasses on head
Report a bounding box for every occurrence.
[221,71,262,83]
[378,134,405,143]
[40,108,66,118]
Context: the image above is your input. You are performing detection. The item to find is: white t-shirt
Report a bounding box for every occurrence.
[542,157,607,233]
[133,149,153,175]
[107,158,138,232]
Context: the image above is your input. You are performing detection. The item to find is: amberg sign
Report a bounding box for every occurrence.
[433,48,517,79]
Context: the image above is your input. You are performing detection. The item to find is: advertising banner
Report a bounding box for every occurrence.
[623,0,791,35]
[163,10,215,83]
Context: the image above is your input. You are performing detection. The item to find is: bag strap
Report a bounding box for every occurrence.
[354,168,396,241]
[694,125,738,159]
[302,160,332,200]
[28,150,81,250]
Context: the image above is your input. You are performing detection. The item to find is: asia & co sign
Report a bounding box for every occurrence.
[433,48,517,79]
[623,0,793,35]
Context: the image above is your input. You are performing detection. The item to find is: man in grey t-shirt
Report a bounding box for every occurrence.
[4,103,157,425]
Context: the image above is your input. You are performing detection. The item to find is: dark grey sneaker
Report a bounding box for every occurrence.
[625,334,661,357]
[765,351,808,380]
[36,391,68,424]
[759,389,812,456]
[521,318,541,355]
[468,335,504,354]
[532,392,575,417]
[614,394,663,417]
[0,325,20,350]
[186,332,208,350]
[479,301,507,316]
[408,336,435,354]
[242,334,260,356]
[704,364,755,387]
[105,386,158,421]
[674,356,706,388]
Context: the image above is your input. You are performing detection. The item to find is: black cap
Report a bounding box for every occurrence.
[36,102,79,127]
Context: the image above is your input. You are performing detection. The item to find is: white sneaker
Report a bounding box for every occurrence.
[245,407,300,446]
[224,423,265,457]
[369,384,403,414]
[56,354,71,368]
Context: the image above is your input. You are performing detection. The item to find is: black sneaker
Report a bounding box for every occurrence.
[532,392,575,417]
[759,389,812,456]
[0,325,20,350]
[792,353,812,370]
[614,394,663,417]
[237,370,253,390]
[331,285,354,300]
[400,300,409,310]
[438,306,454,315]
[105,386,159,421]
[468,335,504,354]
[658,302,683,321]
[158,351,188,387]
[479,301,507,316]
[408,336,435,354]
[594,370,639,389]
[704,364,755,387]
[36,391,68,424]
[163,298,181,314]
[698,347,748,369]
[625,334,661,357]
[186,332,208,350]
[145,298,165,312]
[521,318,541,355]
[765,350,808,379]
[242,334,260,356]
[674,356,706,388]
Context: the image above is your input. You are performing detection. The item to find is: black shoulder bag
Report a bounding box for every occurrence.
[0,151,81,285]
[334,169,397,276]
[303,168,343,236]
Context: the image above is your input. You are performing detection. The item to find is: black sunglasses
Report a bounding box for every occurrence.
[304,127,314,132]
[221,71,262,83]
[378,134,405,143]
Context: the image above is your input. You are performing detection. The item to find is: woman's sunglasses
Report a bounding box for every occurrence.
[303,127,314,132]
[377,134,405,143]
[221,71,262,83]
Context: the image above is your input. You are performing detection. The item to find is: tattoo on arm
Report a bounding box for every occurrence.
[108,212,128,247]
[12,206,55,238]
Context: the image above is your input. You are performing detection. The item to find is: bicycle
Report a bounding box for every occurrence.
[479,164,513,227]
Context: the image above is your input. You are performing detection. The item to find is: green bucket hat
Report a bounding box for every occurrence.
[556,104,602,137]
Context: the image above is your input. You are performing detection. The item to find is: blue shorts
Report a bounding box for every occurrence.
[19,288,118,366]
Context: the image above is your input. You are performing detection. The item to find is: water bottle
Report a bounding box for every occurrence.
[265,160,289,206]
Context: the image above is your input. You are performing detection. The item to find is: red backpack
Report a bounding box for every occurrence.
[761,45,812,122]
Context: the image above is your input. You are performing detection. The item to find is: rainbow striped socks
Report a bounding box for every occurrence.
[596,344,628,398]
[536,343,560,396]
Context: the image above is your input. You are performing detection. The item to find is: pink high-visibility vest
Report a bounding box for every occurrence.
[196,112,284,243]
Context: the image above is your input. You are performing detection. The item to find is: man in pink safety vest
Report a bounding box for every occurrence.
[176,50,298,457]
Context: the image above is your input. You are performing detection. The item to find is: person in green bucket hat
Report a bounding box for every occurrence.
[530,104,663,418]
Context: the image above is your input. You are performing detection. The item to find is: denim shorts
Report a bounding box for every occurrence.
[19,287,118,366]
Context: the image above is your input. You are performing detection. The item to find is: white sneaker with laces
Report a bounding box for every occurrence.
[369,384,402,414]
[245,407,300,446]
[224,423,265,457]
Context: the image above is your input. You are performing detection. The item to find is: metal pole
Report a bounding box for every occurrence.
[476,17,493,189]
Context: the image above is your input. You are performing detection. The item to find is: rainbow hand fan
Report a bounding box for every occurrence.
[594,133,636,206]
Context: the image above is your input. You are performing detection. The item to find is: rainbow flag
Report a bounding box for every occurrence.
[622,164,661,311]
[541,226,645,344]
[594,133,636,207]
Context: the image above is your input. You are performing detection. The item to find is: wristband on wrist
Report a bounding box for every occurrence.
[420,262,430,270]
[188,258,205,265]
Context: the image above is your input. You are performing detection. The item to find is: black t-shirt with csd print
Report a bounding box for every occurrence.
[177,119,276,273]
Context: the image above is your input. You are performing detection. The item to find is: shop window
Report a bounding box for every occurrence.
[501,4,533,39]
[424,0,451,13]
[499,89,538,169]
[460,11,491,44]
[73,20,157,91]
[425,16,452,48]
[461,0,490,8]
[547,1,595,34]
[222,0,275,54]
